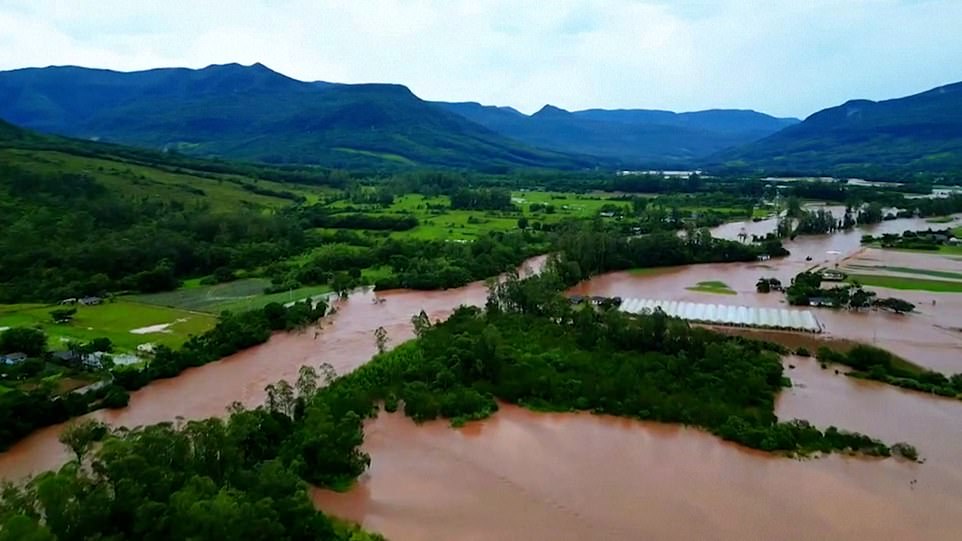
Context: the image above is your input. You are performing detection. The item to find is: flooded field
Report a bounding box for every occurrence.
[314,356,962,540]
[1,216,961,540]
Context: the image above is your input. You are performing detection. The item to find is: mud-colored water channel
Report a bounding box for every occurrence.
[2,217,961,540]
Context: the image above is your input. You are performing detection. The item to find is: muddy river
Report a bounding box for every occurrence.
[2,217,961,540]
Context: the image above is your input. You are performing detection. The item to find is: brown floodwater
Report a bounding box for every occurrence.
[2,218,962,540]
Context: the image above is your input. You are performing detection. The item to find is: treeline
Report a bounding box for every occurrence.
[0,164,311,302]
[818,345,962,406]
[0,300,325,451]
[300,208,419,231]
[551,221,787,284]
[373,231,544,290]
[449,188,514,211]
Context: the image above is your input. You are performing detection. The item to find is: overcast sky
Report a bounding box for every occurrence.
[0,0,959,118]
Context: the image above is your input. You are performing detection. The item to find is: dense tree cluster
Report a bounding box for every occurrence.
[449,188,514,211]
[0,402,383,541]
[551,221,788,284]
[785,271,914,313]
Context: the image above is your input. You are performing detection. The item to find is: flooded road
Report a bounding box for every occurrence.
[2,217,962,540]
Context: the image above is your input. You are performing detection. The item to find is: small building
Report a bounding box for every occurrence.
[0,352,28,365]
[59,298,78,305]
[568,295,584,305]
[80,296,103,306]
[809,297,837,307]
[757,254,772,261]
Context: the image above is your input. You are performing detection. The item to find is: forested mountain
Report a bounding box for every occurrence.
[712,81,962,175]
[435,101,797,166]
[0,64,592,170]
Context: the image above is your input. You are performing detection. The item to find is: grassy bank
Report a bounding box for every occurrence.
[847,274,962,293]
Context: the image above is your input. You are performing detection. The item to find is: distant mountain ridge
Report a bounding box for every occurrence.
[434,100,797,166]
[711,81,962,174]
[0,63,592,170]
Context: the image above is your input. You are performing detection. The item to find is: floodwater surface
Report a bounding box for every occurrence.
[2,219,962,540]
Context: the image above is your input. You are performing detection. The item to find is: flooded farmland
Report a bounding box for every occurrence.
[2,216,961,540]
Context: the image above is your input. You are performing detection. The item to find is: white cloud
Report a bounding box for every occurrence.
[0,0,959,117]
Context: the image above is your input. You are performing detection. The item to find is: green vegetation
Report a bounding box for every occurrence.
[843,264,962,281]
[786,271,915,312]
[0,301,214,352]
[0,406,384,540]
[847,274,962,293]
[686,281,736,295]
[128,279,333,314]
[927,216,955,223]
[818,345,962,401]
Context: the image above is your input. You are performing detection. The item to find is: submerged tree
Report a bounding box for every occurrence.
[374,326,389,354]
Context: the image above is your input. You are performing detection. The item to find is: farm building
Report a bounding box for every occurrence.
[618,298,821,333]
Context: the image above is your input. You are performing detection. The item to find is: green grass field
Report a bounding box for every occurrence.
[327,191,633,241]
[846,274,962,293]
[0,301,215,352]
[686,281,737,295]
[843,264,962,281]
[925,216,955,223]
[128,278,332,313]
[879,244,962,256]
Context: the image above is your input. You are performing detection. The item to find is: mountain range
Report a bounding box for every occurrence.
[0,62,959,174]
[711,81,962,174]
[434,102,797,165]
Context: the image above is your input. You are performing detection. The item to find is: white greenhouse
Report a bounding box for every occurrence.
[617,298,822,333]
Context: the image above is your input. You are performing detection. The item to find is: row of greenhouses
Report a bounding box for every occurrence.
[618,298,822,333]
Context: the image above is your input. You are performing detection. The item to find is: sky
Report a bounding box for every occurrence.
[0,0,960,119]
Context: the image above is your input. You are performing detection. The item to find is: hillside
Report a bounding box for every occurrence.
[0,120,334,302]
[0,64,592,170]
[711,81,962,174]
[435,101,797,166]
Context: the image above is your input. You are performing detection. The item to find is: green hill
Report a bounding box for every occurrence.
[0,64,593,170]
[0,120,330,302]
[711,81,962,175]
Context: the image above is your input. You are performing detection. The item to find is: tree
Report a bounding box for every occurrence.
[876,297,915,314]
[49,308,76,324]
[411,310,432,337]
[374,326,389,354]
[756,277,771,293]
[785,196,803,218]
[517,216,529,230]
[0,327,46,356]
[57,418,108,464]
[87,337,113,353]
[296,365,319,398]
